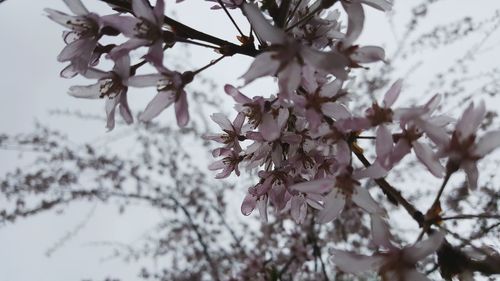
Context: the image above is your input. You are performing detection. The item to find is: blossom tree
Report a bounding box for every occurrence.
[2,0,500,280]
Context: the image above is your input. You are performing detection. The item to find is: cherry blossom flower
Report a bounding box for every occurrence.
[224,85,289,141]
[294,75,350,131]
[342,80,403,179]
[389,95,452,177]
[68,55,133,130]
[340,0,392,48]
[240,2,350,97]
[208,149,242,179]
[437,101,500,189]
[102,0,165,65]
[289,189,324,224]
[45,0,103,77]
[203,112,246,152]
[127,68,192,127]
[331,217,445,281]
[241,182,270,222]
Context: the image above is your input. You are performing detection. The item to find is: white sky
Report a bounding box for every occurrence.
[1,0,500,280]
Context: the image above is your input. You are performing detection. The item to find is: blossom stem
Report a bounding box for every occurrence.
[168,195,222,281]
[99,0,259,57]
[216,0,246,37]
[175,37,221,50]
[284,0,303,28]
[439,225,494,257]
[430,171,453,209]
[285,4,322,31]
[192,55,226,75]
[440,214,500,221]
[355,135,376,140]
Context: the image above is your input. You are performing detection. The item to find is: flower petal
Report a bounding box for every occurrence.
[456,101,486,139]
[211,113,232,131]
[360,0,392,11]
[301,48,349,80]
[139,90,174,121]
[413,141,444,178]
[259,113,280,141]
[240,52,280,85]
[175,90,189,127]
[241,2,286,44]
[341,2,365,47]
[127,74,163,87]
[291,178,334,194]
[57,39,96,70]
[105,97,118,130]
[132,0,156,23]
[224,84,252,104]
[371,215,395,250]
[113,55,131,80]
[291,195,307,224]
[318,190,345,223]
[383,79,403,108]
[330,250,384,273]
[352,185,385,215]
[68,82,101,99]
[241,194,257,216]
[376,125,393,162]
[474,131,500,157]
[257,196,268,222]
[462,161,479,190]
[321,102,351,120]
[63,0,89,15]
[119,92,133,124]
[403,231,444,264]
[351,45,385,64]
[144,40,164,67]
[278,62,301,98]
[153,0,165,24]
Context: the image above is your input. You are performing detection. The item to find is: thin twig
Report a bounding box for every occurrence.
[168,195,221,281]
[285,4,322,31]
[192,55,226,75]
[284,0,303,28]
[430,171,452,208]
[441,214,500,221]
[216,0,245,37]
[99,0,259,57]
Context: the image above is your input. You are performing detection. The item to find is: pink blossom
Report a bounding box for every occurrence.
[437,101,500,189]
[224,85,288,141]
[241,183,270,222]
[68,55,133,130]
[290,141,385,223]
[102,0,166,66]
[45,0,103,77]
[289,178,329,224]
[331,217,444,281]
[240,2,350,97]
[203,112,245,152]
[340,0,392,48]
[208,149,242,179]
[127,68,192,127]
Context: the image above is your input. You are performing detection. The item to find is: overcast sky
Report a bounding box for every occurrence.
[1,0,500,280]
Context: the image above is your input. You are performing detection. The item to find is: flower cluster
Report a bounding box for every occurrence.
[47,0,191,130]
[47,0,500,280]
